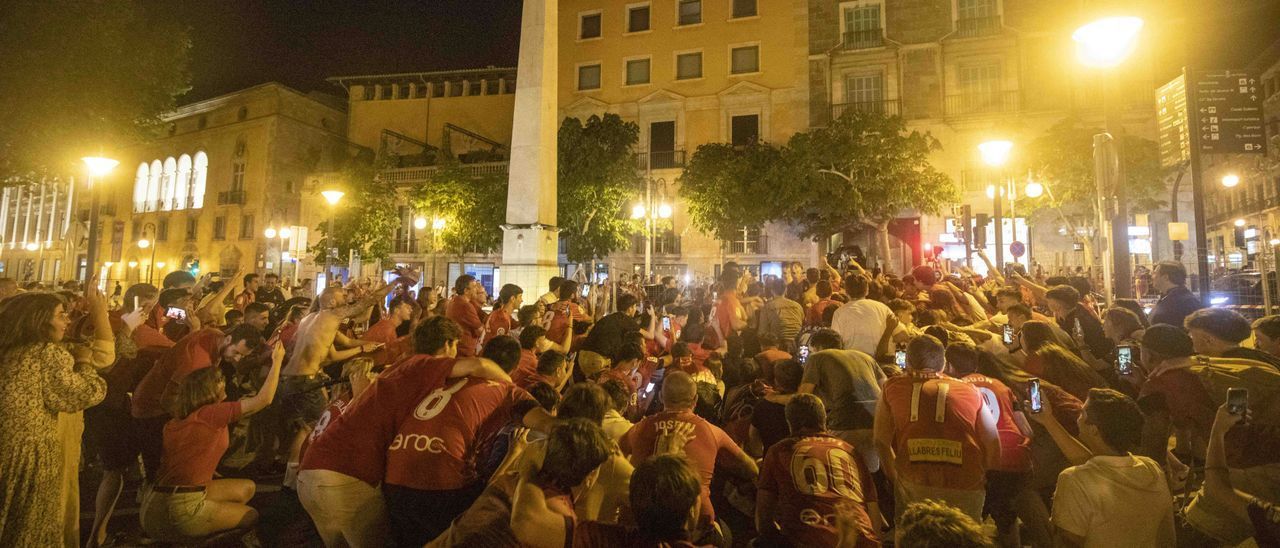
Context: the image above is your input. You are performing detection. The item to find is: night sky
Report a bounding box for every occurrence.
[151,0,1280,103]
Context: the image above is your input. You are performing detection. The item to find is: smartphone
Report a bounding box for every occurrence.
[895,349,908,369]
[1116,345,1134,375]
[580,284,590,298]
[662,316,672,331]
[645,382,656,393]
[798,345,810,364]
[133,296,139,312]
[165,306,187,321]
[1228,387,1248,416]
[1028,378,1043,414]
[1002,324,1014,345]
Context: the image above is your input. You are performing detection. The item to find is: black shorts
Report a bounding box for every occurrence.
[984,470,1030,530]
[85,405,141,471]
[278,374,329,431]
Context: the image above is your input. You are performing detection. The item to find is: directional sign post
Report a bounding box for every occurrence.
[1193,70,1267,155]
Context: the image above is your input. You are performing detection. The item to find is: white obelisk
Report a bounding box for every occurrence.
[501,0,561,297]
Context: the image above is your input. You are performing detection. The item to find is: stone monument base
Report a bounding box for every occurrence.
[500,224,560,298]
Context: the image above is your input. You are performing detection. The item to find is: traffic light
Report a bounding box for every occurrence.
[974,214,990,247]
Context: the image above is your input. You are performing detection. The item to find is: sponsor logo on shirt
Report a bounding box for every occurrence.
[907,438,964,464]
[389,433,446,453]
[414,378,469,421]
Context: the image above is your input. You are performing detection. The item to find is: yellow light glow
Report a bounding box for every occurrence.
[986,185,997,200]
[264,227,277,239]
[127,260,139,268]
[432,218,446,230]
[24,242,38,251]
[1235,218,1247,227]
[138,238,151,249]
[279,227,293,239]
[1025,181,1044,198]
[321,189,345,205]
[104,262,114,267]
[157,261,167,268]
[1073,16,1144,68]
[978,140,1014,167]
[413,217,428,230]
[657,203,673,219]
[1222,174,1240,188]
[82,156,119,177]
[631,203,646,220]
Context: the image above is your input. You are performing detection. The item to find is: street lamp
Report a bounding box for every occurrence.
[632,178,672,280]
[24,242,39,252]
[139,222,158,284]
[1222,174,1241,188]
[1073,15,1144,303]
[979,140,1014,271]
[413,217,428,230]
[82,156,118,283]
[1235,218,1247,228]
[1024,181,1045,199]
[320,184,345,287]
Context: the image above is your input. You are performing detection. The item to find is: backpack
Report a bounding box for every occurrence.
[1189,355,1280,425]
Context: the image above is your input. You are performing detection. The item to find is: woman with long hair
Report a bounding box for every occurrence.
[1016,320,1071,376]
[0,289,112,546]
[140,343,285,542]
[1034,343,1107,402]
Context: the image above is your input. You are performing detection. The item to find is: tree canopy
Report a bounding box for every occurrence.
[678,141,796,242]
[1022,117,1165,219]
[557,114,644,263]
[412,163,507,256]
[0,1,191,180]
[310,150,402,264]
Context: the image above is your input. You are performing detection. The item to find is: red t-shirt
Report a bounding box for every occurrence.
[962,374,1031,472]
[384,376,537,491]
[516,372,558,391]
[363,318,410,366]
[131,328,224,419]
[298,389,354,463]
[301,355,454,486]
[483,309,514,346]
[1141,364,1216,450]
[881,371,988,491]
[807,299,839,327]
[620,409,748,525]
[447,295,484,357]
[714,290,742,339]
[754,349,792,386]
[758,434,880,547]
[547,300,590,347]
[157,401,242,486]
[510,349,539,386]
[133,323,176,349]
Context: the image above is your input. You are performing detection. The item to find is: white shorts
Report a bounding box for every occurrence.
[297,469,389,548]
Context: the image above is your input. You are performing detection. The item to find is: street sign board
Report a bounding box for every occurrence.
[1192,70,1266,155]
[1157,75,1190,168]
[1009,241,1025,258]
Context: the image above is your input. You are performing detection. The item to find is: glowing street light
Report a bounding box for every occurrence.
[24,242,39,252]
[1235,218,1247,227]
[1072,16,1144,68]
[157,261,167,268]
[630,203,646,220]
[1025,181,1045,198]
[1222,174,1240,188]
[82,156,120,178]
[138,238,151,249]
[319,182,346,284]
[279,227,292,239]
[264,227,277,239]
[82,156,119,282]
[986,185,997,200]
[127,260,139,269]
[978,140,1014,167]
[657,203,673,219]
[413,217,428,230]
[321,189,345,205]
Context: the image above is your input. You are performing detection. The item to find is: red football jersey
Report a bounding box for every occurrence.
[962,373,1030,472]
[758,434,880,548]
[619,409,748,526]
[881,371,988,491]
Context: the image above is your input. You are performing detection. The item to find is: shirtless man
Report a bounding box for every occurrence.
[279,281,396,484]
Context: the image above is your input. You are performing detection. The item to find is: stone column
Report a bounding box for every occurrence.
[501,0,561,297]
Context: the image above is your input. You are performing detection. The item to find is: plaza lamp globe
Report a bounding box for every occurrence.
[321,189,345,206]
[1025,181,1045,198]
[264,227,277,239]
[978,140,1014,167]
[1222,174,1240,188]
[657,203,673,219]
[630,203,646,220]
[24,242,39,252]
[138,238,151,249]
[1073,16,1144,68]
[1235,218,1247,227]
[413,217,428,230]
[82,156,119,177]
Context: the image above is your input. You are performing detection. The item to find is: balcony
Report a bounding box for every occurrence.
[723,235,769,255]
[635,150,687,171]
[842,29,884,50]
[217,190,247,206]
[956,16,1001,38]
[832,99,900,120]
[631,233,682,255]
[393,238,422,254]
[944,90,1020,117]
[380,161,509,186]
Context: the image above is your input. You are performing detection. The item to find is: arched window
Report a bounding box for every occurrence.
[147,160,162,212]
[175,154,192,210]
[192,151,208,209]
[133,162,149,213]
[160,157,177,210]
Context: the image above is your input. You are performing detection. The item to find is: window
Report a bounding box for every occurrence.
[676,52,702,80]
[415,84,429,98]
[185,218,198,241]
[730,45,759,74]
[397,85,410,99]
[231,161,246,192]
[214,217,226,240]
[239,215,254,240]
[958,62,1001,94]
[956,0,999,36]
[845,73,885,105]
[580,12,602,39]
[486,80,499,95]
[192,152,207,209]
[678,0,701,25]
[157,219,169,242]
[578,64,602,90]
[733,0,757,18]
[626,58,651,85]
[627,4,651,32]
[362,86,375,100]
[842,2,883,48]
[432,82,445,97]
[379,85,392,100]
[958,0,997,20]
[503,79,517,94]
[448,81,463,97]
[468,81,482,95]
[731,114,760,146]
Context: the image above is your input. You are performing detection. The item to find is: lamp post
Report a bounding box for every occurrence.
[979,140,1013,272]
[1074,15,1144,302]
[320,186,345,287]
[264,225,292,276]
[138,222,157,284]
[82,156,119,283]
[630,177,672,281]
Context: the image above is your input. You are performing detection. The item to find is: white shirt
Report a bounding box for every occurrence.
[1052,454,1175,548]
[831,298,894,356]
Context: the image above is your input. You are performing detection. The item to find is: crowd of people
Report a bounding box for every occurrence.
[6,255,1280,547]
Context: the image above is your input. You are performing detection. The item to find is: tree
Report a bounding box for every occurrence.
[679,141,797,241]
[411,163,507,256]
[310,150,402,264]
[557,114,645,263]
[1022,117,1165,265]
[0,1,191,180]
[786,110,956,272]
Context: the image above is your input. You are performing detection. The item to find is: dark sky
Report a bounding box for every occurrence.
[147,0,522,102]
[151,0,1280,103]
